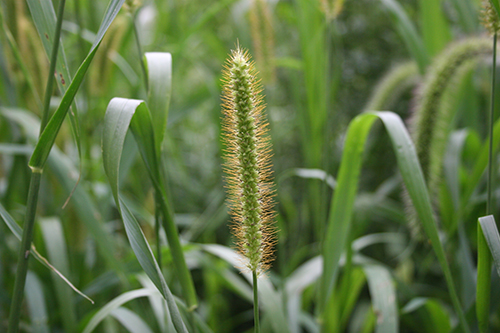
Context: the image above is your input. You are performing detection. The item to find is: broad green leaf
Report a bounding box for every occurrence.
[363,265,398,333]
[25,271,49,333]
[40,218,76,332]
[102,98,187,332]
[29,0,126,171]
[145,52,172,155]
[110,307,154,333]
[320,111,468,332]
[0,202,93,304]
[418,0,451,57]
[82,289,157,333]
[379,0,429,73]
[202,244,290,333]
[102,97,197,311]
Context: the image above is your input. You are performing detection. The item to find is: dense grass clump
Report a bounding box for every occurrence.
[3,1,500,332]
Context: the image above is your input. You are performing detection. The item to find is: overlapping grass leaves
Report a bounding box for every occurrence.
[321,111,469,332]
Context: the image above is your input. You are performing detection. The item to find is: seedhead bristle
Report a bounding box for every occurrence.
[481,0,500,35]
[221,46,276,275]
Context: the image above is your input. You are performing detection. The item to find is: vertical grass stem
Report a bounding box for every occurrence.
[40,0,66,133]
[8,1,66,331]
[253,271,260,333]
[487,33,497,215]
[8,172,42,333]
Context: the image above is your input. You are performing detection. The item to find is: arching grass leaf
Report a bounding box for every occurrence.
[321,111,468,332]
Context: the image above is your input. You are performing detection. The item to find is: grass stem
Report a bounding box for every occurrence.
[253,270,260,333]
[8,1,66,331]
[7,172,42,333]
[487,33,497,216]
[40,0,66,133]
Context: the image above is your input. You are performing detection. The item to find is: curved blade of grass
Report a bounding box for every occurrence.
[0,202,93,303]
[28,0,126,171]
[25,271,49,333]
[477,215,495,333]
[479,215,500,277]
[278,168,336,190]
[145,52,171,155]
[202,244,290,333]
[402,298,451,333]
[379,0,429,73]
[417,0,451,57]
[40,218,76,332]
[321,111,468,332]
[103,97,197,310]
[110,307,154,333]
[82,289,156,333]
[102,98,188,332]
[363,264,398,333]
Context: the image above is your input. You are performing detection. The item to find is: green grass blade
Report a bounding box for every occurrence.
[379,0,429,73]
[28,0,126,171]
[145,52,172,156]
[363,265,398,333]
[82,289,157,333]
[102,98,188,332]
[321,111,468,332]
[479,215,500,277]
[103,97,197,310]
[402,298,451,333]
[119,199,186,332]
[477,215,494,333]
[418,0,451,57]
[110,307,154,333]
[40,218,76,333]
[25,271,49,333]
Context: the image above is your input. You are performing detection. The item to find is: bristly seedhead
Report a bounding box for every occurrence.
[221,45,276,275]
[481,0,500,35]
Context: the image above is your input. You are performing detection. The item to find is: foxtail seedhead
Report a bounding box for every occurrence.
[482,0,500,35]
[221,46,276,274]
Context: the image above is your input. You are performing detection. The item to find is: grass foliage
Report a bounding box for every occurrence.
[2,0,500,332]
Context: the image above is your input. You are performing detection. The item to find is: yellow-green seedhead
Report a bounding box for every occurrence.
[482,0,500,35]
[221,46,276,274]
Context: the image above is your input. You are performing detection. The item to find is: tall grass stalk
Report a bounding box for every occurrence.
[8,1,66,332]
